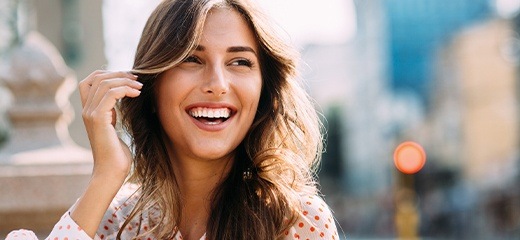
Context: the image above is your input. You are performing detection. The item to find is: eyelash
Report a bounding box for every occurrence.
[183,56,254,68]
[184,56,201,64]
[230,58,254,67]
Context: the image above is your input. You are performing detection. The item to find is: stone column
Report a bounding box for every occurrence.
[0,0,92,235]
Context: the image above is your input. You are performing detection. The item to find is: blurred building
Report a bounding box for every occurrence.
[385,0,491,106]
[33,0,105,149]
[308,0,520,238]
[432,19,518,189]
[304,0,403,236]
[304,0,395,197]
[427,17,520,237]
[0,0,103,235]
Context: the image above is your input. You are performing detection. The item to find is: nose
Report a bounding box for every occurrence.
[203,65,229,96]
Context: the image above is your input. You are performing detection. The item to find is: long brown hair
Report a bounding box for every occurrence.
[119,0,323,239]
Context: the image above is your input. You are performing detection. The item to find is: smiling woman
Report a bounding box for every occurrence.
[6,0,339,240]
[154,9,262,165]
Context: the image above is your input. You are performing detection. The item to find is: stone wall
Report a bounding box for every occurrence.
[0,1,98,236]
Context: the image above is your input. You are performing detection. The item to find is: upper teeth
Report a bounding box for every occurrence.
[189,107,231,118]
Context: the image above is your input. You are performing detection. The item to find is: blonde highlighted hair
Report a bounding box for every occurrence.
[119,0,324,239]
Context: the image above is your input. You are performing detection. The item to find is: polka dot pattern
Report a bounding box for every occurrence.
[5,230,38,240]
[5,186,339,240]
[283,195,340,240]
[5,212,92,240]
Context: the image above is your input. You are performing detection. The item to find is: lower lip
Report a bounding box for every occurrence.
[189,115,233,132]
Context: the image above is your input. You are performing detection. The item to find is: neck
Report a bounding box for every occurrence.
[166,147,235,240]
[171,154,233,199]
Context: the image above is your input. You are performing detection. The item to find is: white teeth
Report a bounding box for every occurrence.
[189,107,231,118]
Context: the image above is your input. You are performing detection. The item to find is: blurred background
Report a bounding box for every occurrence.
[1,0,520,239]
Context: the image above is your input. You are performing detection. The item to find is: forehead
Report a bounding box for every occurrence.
[198,7,258,50]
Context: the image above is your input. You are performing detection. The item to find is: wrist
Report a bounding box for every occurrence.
[91,169,128,187]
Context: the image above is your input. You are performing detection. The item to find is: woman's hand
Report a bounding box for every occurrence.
[71,70,142,237]
[79,70,142,180]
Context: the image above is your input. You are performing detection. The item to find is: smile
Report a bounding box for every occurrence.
[188,107,232,125]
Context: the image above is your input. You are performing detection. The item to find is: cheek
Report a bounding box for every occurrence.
[244,87,262,114]
[155,84,183,125]
[243,77,262,106]
[232,73,261,104]
[156,89,172,115]
[156,75,191,110]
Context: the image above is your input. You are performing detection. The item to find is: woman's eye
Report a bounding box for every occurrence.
[230,59,253,67]
[184,56,201,63]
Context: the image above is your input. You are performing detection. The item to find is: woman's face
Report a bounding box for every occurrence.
[155,7,262,163]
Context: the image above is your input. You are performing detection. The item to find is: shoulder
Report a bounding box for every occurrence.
[284,195,340,240]
[96,183,153,239]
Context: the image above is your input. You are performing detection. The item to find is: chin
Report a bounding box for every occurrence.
[192,146,236,161]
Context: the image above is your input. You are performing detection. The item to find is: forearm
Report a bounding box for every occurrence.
[70,174,125,238]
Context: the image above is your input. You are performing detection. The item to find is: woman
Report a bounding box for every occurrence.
[7,0,339,239]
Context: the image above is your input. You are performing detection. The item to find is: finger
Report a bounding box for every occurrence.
[83,71,138,110]
[88,78,143,112]
[84,71,138,109]
[79,70,107,107]
[85,86,141,126]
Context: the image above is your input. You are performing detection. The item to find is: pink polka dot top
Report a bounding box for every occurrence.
[5,184,339,240]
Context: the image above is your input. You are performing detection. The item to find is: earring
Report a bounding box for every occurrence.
[243,168,253,181]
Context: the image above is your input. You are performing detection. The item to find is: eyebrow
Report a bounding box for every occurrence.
[195,45,257,56]
[227,46,257,55]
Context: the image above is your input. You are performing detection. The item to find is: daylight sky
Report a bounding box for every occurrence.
[257,0,356,46]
